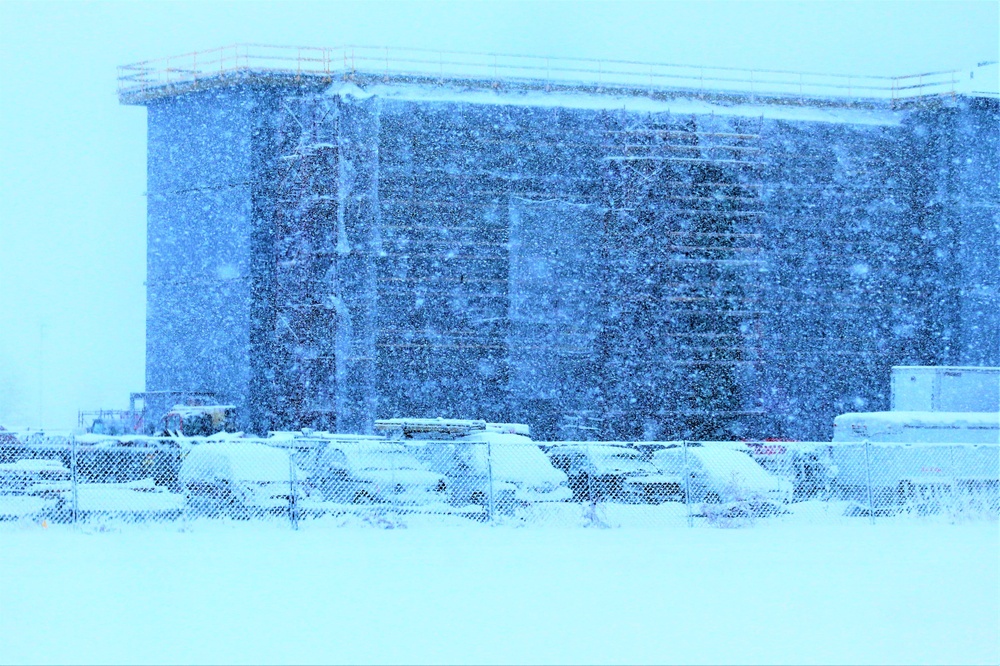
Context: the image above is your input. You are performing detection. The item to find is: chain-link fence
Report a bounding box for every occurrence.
[1,430,996,529]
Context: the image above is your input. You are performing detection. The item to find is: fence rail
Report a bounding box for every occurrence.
[117,43,970,105]
[2,431,996,530]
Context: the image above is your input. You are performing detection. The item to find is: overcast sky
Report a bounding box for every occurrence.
[0,0,997,429]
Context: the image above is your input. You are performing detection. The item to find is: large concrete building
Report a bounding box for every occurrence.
[120,46,999,441]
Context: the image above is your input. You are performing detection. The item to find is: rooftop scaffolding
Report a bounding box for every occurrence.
[117,44,992,107]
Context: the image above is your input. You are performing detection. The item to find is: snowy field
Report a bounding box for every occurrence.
[1,522,996,665]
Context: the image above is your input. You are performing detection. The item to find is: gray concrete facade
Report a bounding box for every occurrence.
[138,79,999,441]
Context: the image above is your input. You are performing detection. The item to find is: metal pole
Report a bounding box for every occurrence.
[288,453,299,530]
[70,435,79,525]
[948,445,957,516]
[864,440,875,525]
[586,441,594,508]
[391,456,398,517]
[683,440,693,527]
[486,439,495,523]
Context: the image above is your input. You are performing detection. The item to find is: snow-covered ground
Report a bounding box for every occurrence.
[1,522,996,665]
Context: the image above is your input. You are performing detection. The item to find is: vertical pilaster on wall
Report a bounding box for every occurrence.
[334,92,380,434]
[248,94,281,435]
[264,88,380,434]
[268,95,340,431]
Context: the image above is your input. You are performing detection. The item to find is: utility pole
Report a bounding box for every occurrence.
[38,322,46,428]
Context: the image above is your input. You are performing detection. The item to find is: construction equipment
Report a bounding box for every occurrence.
[161,404,238,437]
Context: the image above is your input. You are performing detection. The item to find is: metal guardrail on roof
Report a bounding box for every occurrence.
[117,44,979,105]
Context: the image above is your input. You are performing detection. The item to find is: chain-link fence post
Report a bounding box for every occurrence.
[288,453,299,531]
[70,434,79,525]
[949,445,957,516]
[864,439,875,525]
[391,459,397,519]
[587,442,594,506]
[486,438,495,524]
[586,442,597,523]
[683,440,693,528]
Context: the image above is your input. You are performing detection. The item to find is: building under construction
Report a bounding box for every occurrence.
[120,46,999,440]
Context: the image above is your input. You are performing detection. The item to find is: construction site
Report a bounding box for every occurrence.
[116,45,999,441]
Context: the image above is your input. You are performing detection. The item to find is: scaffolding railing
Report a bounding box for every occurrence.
[117,44,976,105]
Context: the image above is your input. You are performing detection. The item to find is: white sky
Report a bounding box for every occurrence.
[0,0,997,429]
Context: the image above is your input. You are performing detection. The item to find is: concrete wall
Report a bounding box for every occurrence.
[375,100,607,437]
[145,88,262,426]
[143,83,999,440]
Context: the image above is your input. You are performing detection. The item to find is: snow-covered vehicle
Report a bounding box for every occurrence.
[650,444,793,508]
[545,443,682,504]
[739,441,837,500]
[0,458,71,520]
[0,458,71,492]
[417,431,571,513]
[304,439,451,506]
[0,426,21,454]
[71,433,183,487]
[179,440,308,517]
[1,450,186,521]
[376,419,570,514]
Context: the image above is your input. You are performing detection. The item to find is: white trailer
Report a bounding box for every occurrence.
[833,411,999,444]
[891,366,999,412]
[830,411,998,511]
[829,440,998,511]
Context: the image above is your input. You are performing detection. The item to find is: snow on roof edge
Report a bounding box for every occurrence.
[350,82,905,126]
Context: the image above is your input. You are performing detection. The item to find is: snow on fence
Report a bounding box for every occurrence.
[117,43,982,105]
[1,430,996,530]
